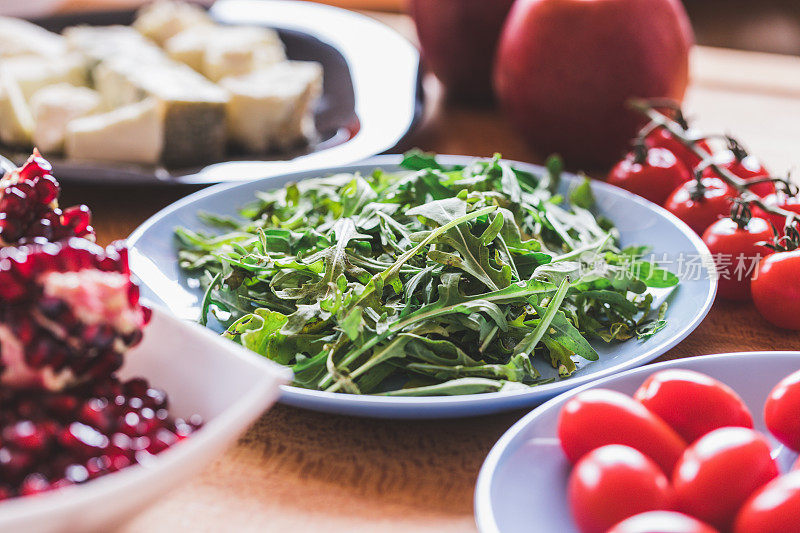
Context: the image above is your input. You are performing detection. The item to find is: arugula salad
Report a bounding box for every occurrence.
[175,152,678,396]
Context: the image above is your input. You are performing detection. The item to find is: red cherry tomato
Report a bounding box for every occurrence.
[664,177,739,235]
[634,369,753,443]
[734,470,800,533]
[608,147,691,205]
[672,427,779,530]
[764,369,800,450]
[558,388,687,474]
[646,127,712,168]
[568,445,673,533]
[751,250,800,330]
[701,216,773,300]
[753,193,800,234]
[702,149,773,197]
[608,511,719,533]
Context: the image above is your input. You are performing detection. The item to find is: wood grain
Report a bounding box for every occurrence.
[45,12,800,533]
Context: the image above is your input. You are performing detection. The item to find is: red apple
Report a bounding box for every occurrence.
[408,0,516,102]
[494,0,693,168]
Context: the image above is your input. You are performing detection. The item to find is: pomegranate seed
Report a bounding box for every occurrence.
[0,187,27,216]
[1,152,95,246]
[3,421,48,451]
[33,175,59,204]
[61,205,91,235]
[19,153,52,181]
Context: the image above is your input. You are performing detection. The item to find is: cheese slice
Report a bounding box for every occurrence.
[0,17,67,58]
[134,0,213,45]
[94,57,228,166]
[64,25,165,68]
[0,74,33,146]
[30,84,102,153]
[220,61,322,153]
[65,99,164,164]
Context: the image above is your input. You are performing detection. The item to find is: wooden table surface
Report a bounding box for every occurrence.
[47,11,800,533]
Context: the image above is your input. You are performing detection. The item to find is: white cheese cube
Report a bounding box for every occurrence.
[0,74,33,146]
[134,0,213,45]
[64,25,165,68]
[0,54,88,102]
[30,84,102,153]
[220,61,322,153]
[0,17,66,58]
[163,25,207,72]
[202,26,285,82]
[165,25,286,82]
[93,57,229,166]
[65,99,164,165]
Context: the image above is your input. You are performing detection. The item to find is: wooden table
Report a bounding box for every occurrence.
[51,12,800,533]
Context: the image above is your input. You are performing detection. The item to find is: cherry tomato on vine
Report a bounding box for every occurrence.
[751,250,800,330]
[702,149,773,197]
[557,389,687,474]
[634,369,753,443]
[646,127,712,168]
[664,177,739,235]
[608,147,691,205]
[609,511,719,533]
[734,471,800,533]
[672,427,779,530]
[764,369,800,450]
[568,445,673,533]
[702,216,773,300]
[752,193,800,234]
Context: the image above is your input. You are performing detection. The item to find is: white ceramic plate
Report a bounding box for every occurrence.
[475,351,800,533]
[13,0,422,185]
[127,155,717,418]
[0,306,291,533]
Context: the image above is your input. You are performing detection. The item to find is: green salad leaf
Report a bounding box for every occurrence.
[176,152,678,395]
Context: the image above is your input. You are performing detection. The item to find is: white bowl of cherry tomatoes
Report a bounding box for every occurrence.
[476,351,800,533]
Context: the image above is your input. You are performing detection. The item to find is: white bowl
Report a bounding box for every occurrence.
[474,351,800,533]
[0,306,292,532]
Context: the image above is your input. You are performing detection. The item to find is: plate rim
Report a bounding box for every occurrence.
[473,350,800,533]
[127,154,718,418]
[10,0,423,186]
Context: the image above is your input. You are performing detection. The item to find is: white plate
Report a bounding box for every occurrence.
[475,351,800,533]
[127,155,717,418]
[0,306,291,533]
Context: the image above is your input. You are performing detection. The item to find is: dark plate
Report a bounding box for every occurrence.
[4,0,422,185]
